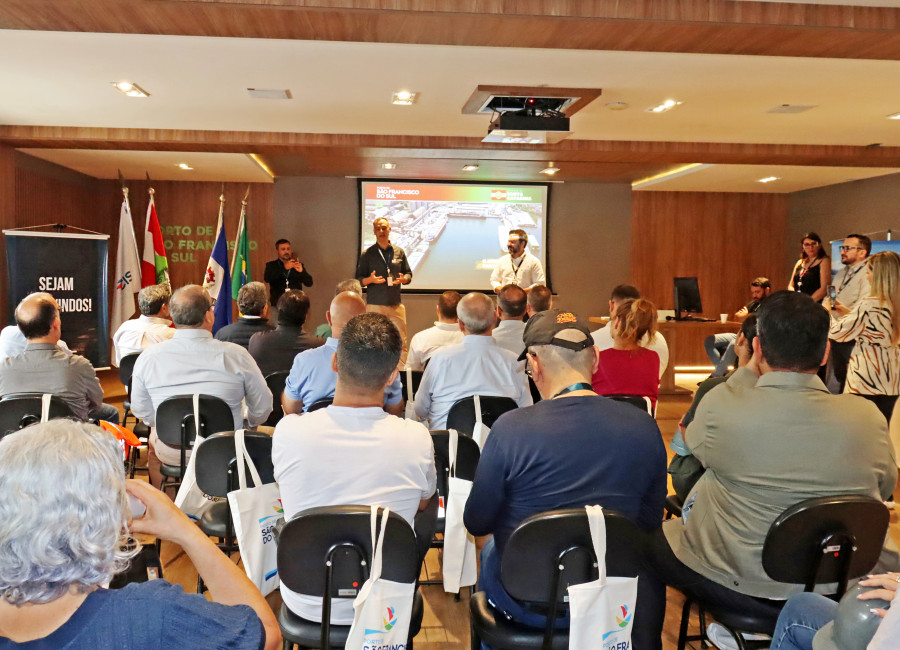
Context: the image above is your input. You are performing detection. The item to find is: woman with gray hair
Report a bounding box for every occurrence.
[0,420,280,649]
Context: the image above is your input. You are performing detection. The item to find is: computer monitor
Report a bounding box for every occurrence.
[673,277,703,319]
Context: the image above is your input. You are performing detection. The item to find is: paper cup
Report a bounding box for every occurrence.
[720,314,728,323]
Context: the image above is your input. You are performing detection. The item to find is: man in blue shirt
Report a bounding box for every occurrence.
[464,309,667,649]
[282,291,403,415]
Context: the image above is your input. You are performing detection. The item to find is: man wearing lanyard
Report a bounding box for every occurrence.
[356,217,413,368]
[490,229,546,293]
[828,233,872,393]
[263,239,313,319]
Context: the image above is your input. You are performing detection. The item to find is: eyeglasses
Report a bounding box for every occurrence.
[840,246,863,252]
[524,352,535,377]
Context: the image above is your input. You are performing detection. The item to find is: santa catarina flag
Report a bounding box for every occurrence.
[203,200,233,334]
[141,192,169,288]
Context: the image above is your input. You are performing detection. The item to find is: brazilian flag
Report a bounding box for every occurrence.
[231,209,251,299]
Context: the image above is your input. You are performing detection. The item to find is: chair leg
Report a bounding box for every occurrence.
[677,597,692,650]
[699,606,709,648]
[282,639,293,650]
[197,575,205,594]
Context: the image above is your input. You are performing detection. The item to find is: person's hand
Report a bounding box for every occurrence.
[367,270,386,285]
[859,573,899,618]
[744,350,762,377]
[735,307,749,318]
[831,299,850,316]
[493,286,501,294]
[126,479,196,546]
[290,259,303,273]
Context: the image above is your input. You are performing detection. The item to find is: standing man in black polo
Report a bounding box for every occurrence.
[263,239,313,320]
[356,217,412,369]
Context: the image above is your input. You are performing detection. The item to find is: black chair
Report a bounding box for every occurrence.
[664,493,684,520]
[677,495,891,650]
[603,393,654,416]
[421,430,481,589]
[470,508,645,649]
[0,393,78,438]
[445,395,518,438]
[118,352,142,428]
[277,505,425,650]
[154,394,234,493]
[263,371,290,427]
[400,369,424,403]
[193,431,275,592]
[306,397,333,413]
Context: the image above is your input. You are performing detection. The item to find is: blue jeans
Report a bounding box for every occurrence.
[704,333,737,377]
[91,403,120,425]
[770,593,837,650]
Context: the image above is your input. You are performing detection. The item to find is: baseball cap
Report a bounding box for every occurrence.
[812,584,890,650]
[518,309,593,361]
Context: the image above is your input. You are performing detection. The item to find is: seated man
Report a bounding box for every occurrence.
[273,312,436,624]
[406,290,463,371]
[415,292,532,429]
[526,284,553,317]
[491,284,527,356]
[214,281,274,348]
[130,285,272,488]
[645,291,898,646]
[315,278,362,338]
[282,291,402,415]
[248,289,324,376]
[0,419,280,649]
[592,284,669,379]
[112,283,174,365]
[704,276,771,377]
[0,293,118,423]
[464,309,667,647]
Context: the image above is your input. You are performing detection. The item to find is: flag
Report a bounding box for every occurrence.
[203,197,232,334]
[111,189,141,341]
[231,200,251,299]
[141,191,169,288]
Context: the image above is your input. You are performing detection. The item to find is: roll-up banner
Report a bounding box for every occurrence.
[4,231,110,367]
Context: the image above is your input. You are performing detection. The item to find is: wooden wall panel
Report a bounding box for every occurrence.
[0,144,15,324]
[630,192,788,327]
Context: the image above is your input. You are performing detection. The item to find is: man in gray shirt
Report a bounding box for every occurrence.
[827,233,872,393]
[0,293,118,423]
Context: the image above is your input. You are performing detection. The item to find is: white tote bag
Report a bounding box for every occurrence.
[174,394,225,520]
[345,506,416,650]
[567,505,638,650]
[442,429,477,593]
[404,368,417,420]
[471,395,491,449]
[227,429,282,596]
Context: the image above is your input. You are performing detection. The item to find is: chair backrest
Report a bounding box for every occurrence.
[603,394,654,416]
[0,393,78,438]
[762,495,890,598]
[445,395,518,437]
[263,371,289,427]
[501,508,644,606]
[429,430,481,503]
[307,397,333,413]
[118,352,141,396]
[400,369,424,402]
[154,394,234,448]
[277,505,419,600]
[194,431,275,498]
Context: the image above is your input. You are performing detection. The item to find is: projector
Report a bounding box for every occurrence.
[483,110,572,144]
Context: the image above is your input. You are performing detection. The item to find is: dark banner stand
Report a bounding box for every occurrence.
[4,226,110,367]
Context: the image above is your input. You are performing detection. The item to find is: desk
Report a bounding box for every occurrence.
[589,318,741,395]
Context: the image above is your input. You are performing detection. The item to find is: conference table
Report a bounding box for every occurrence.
[589,318,742,395]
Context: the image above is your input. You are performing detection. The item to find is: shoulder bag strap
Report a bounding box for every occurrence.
[585,505,607,584]
[41,393,52,423]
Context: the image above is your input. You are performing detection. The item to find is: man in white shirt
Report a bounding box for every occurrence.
[490,229,545,293]
[112,284,174,365]
[592,284,669,379]
[273,312,436,625]
[406,290,463,371]
[492,284,527,356]
[415,292,532,429]
[829,233,872,393]
[131,285,272,488]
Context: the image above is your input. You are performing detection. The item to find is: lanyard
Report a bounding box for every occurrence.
[838,263,864,293]
[379,245,393,271]
[551,382,593,400]
[511,254,524,278]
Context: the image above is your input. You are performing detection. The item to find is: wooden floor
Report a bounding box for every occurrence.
[102,370,900,650]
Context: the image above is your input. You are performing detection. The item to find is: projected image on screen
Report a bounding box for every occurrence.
[359,181,549,291]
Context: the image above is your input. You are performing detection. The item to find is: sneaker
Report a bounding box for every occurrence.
[706,622,770,650]
[884,496,895,510]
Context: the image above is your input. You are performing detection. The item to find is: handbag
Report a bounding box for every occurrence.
[471,394,490,449]
[345,506,416,650]
[174,394,225,520]
[227,429,282,596]
[567,505,638,650]
[404,368,417,420]
[441,429,477,593]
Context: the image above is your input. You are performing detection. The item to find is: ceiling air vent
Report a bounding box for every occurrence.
[246,88,292,100]
[766,104,817,114]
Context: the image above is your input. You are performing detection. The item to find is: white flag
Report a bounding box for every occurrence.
[110,190,141,349]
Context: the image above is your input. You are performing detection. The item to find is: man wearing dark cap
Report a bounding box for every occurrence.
[463,309,667,648]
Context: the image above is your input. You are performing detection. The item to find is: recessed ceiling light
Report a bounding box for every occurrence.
[391,91,417,105]
[176,163,193,170]
[112,81,150,98]
[605,101,630,111]
[540,162,560,176]
[758,176,779,183]
[646,99,682,113]
[462,164,479,172]
[888,112,900,120]
[381,162,397,170]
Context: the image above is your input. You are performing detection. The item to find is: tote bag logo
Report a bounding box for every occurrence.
[616,604,632,628]
[364,605,400,635]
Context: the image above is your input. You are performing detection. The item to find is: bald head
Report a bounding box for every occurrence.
[328,291,367,336]
[15,293,60,341]
[169,285,213,329]
[457,292,496,335]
